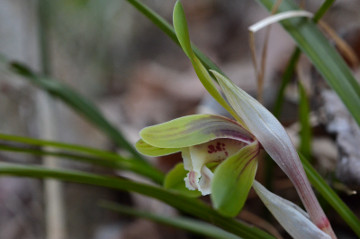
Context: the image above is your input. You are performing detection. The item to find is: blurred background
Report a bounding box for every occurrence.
[0,0,360,238]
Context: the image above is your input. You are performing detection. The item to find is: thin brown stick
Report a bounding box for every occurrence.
[239,209,284,239]
[250,0,283,103]
[319,20,359,68]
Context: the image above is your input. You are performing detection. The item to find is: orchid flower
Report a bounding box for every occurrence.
[137,114,260,215]
[136,1,336,238]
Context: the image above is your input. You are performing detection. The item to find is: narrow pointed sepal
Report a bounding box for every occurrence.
[212,70,304,177]
[253,181,331,239]
[212,70,336,238]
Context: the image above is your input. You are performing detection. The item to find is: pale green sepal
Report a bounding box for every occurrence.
[135,139,180,156]
[140,114,253,149]
[164,163,201,198]
[173,1,194,59]
[213,70,333,238]
[212,70,305,185]
[211,141,259,217]
[253,181,331,239]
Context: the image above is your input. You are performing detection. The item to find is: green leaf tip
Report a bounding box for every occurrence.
[173,0,194,59]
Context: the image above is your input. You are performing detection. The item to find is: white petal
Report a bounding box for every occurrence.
[182,148,192,171]
[198,166,214,195]
[190,138,246,172]
[184,170,199,191]
[253,181,331,239]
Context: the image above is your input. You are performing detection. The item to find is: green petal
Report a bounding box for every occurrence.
[140,114,253,148]
[135,139,180,156]
[211,141,259,217]
[164,163,201,198]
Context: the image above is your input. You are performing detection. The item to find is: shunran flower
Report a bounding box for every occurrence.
[137,114,260,215]
[136,1,337,238]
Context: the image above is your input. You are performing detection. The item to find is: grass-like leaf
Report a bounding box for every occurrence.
[7,61,142,161]
[0,133,123,160]
[0,143,162,182]
[300,154,360,237]
[0,58,164,183]
[100,201,242,239]
[298,81,311,159]
[0,162,275,239]
[256,0,360,127]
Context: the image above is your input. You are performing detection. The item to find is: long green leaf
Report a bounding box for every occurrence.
[272,0,334,118]
[100,201,242,239]
[0,163,275,239]
[0,133,163,180]
[0,133,121,160]
[8,62,139,158]
[272,48,301,118]
[300,154,360,237]
[0,58,164,183]
[256,0,360,127]
[312,0,335,23]
[268,0,334,196]
[0,143,161,182]
[298,82,311,159]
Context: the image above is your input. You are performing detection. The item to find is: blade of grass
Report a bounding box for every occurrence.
[1,59,164,183]
[256,0,360,127]
[272,48,301,117]
[272,0,334,118]
[0,140,164,183]
[100,201,243,239]
[0,144,118,167]
[6,60,141,160]
[0,142,162,183]
[0,162,275,239]
[298,81,311,159]
[0,133,132,162]
[300,154,360,237]
[312,0,335,23]
[0,133,118,160]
